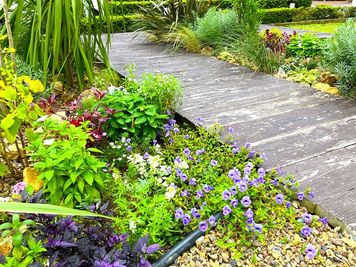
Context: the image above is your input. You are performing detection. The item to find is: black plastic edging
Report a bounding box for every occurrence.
[152,212,222,267]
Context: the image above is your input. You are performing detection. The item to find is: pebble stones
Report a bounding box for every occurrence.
[171,217,356,266]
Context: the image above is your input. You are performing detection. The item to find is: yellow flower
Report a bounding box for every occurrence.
[22,76,44,93]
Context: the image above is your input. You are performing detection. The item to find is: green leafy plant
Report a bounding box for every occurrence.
[0,214,45,266]
[286,68,321,86]
[0,38,44,177]
[323,19,356,97]
[6,0,112,89]
[27,119,107,207]
[137,0,213,38]
[102,90,168,140]
[287,34,324,58]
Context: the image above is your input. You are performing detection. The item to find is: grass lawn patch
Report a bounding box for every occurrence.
[285,22,342,33]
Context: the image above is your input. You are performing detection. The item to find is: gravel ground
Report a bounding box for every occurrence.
[172,206,356,267]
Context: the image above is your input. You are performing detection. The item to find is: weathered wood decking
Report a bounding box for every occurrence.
[108,32,356,233]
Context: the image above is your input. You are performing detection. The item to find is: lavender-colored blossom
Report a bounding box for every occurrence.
[301,226,312,237]
[222,205,232,216]
[309,191,315,199]
[188,156,194,161]
[250,179,258,187]
[319,217,328,225]
[173,128,179,134]
[244,208,254,219]
[168,118,176,125]
[166,167,172,175]
[182,214,191,225]
[230,199,238,208]
[228,168,241,180]
[305,244,317,259]
[189,178,197,186]
[183,148,191,156]
[143,152,149,160]
[286,201,292,208]
[254,223,263,233]
[275,194,284,205]
[181,189,189,197]
[180,174,188,181]
[257,168,265,177]
[246,217,254,224]
[184,134,190,139]
[244,168,251,176]
[245,162,253,169]
[169,138,174,143]
[241,196,251,207]
[211,160,218,167]
[230,186,237,195]
[196,117,204,123]
[233,177,241,184]
[248,151,255,158]
[196,190,204,199]
[175,157,181,164]
[208,216,216,227]
[222,190,231,201]
[227,127,234,133]
[271,179,279,186]
[257,177,266,184]
[199,221,208,232]
[245,143,251,148]
[191,208,201,219]
[195,148,206,156]
[238,182,248,192]
[302,213,313,224]
[297,192,304,200]
[125,138,131,143]
[175,208,184,219]
[232,147,239,155]
[175,168,182,176]
[126,145,132,152]
[153,139,158,146]
[12,182,26,194]
[203,184,213,192]
[146,244,160,254]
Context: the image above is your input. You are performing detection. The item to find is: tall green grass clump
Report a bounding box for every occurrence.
[323,19,356,97]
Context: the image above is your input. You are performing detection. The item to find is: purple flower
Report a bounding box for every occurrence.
[175,168,182,177]
[319,217,328,225]
[244,208,254,219]
[180,174,188,181]
[12,182,26,194]
[271,179,279,186]
[230,199,238,208]
[241,196,251,207]
[152,139,158,146]
[146,244,160,254]
[305,244,317,259]
[245,162,253,169]
[309,191,315,199]
[257,168,265,177]
[297,192,304,200]
[286,201,292,208]
[175,208,184,219]
[191,208,201,219]
[238,182,248,192]
[173,128,179,133]
[181,189,189,197]
[232,147,239,155]
[222,190,231,201]
[175,157,181,164]
[188,155,194,161]
[183,148,191,156]
[254,223,263,233]
[182,214,191,225]
[222,205,232,216]
[248,151,255,158]
[184,134,190,139]
[301,226,312,237]
[189,178,197,186]
[245,143,251,148]
[257,177,266,184]
[196,190,204,199]
[166,167,172,175]
[195,148,206,156]
[228,168,241,180]
[203,184,213,192]
[169,138,174,143]
[199,221,208,232]
[302,213,313,224]
[126,138,131,143]
[250,179,258,187]
[196,117,204,123]
[126,145,132,152]
[143,152,149,160]
[275,194,284,205]
[208,216,216,227]
[233,177,241,184]
[211,160,218,167]
[227,127,234,133]
[230,186,237,195]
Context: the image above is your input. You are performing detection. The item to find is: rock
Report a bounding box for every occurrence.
[209,254,218,260]
[330,238,343,246]
[252,240,262,247]
[23,167,43,192]
[342,237,356,248]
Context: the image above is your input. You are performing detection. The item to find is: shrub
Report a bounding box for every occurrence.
[230,0,261,32]
[323,19,356,97]
[259,0,311,8]
[260,6,356,24]
[28,119,108,207]
[194,9,243,48]
[261,28,294,54]
[287,33,324,58]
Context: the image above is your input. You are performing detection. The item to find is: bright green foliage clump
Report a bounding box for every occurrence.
[287,34,324,58]
[323,19,356,97]
[27,119,107,207]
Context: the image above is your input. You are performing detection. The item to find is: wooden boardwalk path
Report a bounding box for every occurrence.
[108,32,356,233]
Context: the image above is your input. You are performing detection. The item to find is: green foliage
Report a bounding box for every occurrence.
[124,65,183,114]
[260,6,355,24]
[323,19,356,97]
[285,22,342,34]
[287,34,324,58]
[286,68,321,86]
[8,0,112,89]
[15,56,44,82]
[230,32,284,74]
[27,119,107,207]
[137,0,213,37]
[259,0,289,8]
[194,9,243,48]
[0,214,45,266]
[230,0,261,32]
[102,90,168,140]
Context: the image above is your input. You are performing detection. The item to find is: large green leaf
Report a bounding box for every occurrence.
[0,202,113,220]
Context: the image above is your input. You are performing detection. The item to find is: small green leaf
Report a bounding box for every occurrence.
[83,172,94,185]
